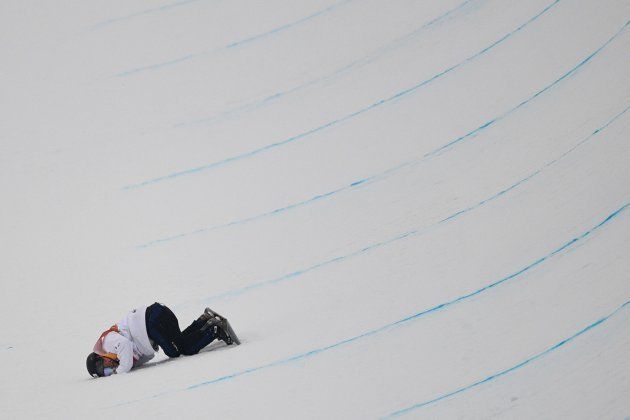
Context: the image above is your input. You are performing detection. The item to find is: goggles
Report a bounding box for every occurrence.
[93,355,119,377]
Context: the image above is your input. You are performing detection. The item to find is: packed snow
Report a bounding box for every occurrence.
[1,0,629,418]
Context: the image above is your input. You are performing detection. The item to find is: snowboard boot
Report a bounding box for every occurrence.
[201,317,233,345]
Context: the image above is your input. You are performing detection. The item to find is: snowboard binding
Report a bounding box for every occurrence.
[200,308,241,345]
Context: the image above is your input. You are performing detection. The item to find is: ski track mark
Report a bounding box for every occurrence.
[114,0,355,77]
[172,105,627,305]
[122,0,563,190]
[135,29,628,249]
[109,205,630,408]
[382,301,630,418]
[174,0,479,128]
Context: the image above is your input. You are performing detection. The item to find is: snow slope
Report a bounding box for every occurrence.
[1,0,629,418]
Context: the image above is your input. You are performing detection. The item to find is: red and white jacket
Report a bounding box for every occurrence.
[93,306,155,373]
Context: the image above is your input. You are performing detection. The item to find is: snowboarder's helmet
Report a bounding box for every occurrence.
[86,352,102,378]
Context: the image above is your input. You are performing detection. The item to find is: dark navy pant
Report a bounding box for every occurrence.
[145,303,215,357]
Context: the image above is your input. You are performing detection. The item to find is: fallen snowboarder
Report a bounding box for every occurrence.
[86,303,240,378]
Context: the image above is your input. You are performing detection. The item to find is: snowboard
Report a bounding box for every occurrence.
[205,308,241,345]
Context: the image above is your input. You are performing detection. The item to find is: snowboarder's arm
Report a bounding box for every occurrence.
[103,332,134,374]
[136,353,154,366]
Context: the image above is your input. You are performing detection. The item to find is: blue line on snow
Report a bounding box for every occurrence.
[122,0,564,189]
[90,0,206,30]
[135,32,629,249]
[175,0,478,128]
[176,106,627,304]
[109,204,630,409]
[114,0,355,77]
[187,204,630,385]
[424,22,630,158]
[383,301,630,418]
[225,0,353,50]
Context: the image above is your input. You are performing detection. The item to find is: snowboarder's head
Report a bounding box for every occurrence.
[86,352,118,378]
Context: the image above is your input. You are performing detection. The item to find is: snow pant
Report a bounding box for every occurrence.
[145,302,216,357]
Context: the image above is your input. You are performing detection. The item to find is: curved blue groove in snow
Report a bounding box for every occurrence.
[424,21,630,158]
[224,0,353,50]
[114,0,355,77]
[122,0,563,189]
[109,204,630,409]
[90,0,207,30]
[175,0,478,128]
[383,301,630,418]
[177,106,628,303]
[186,204,630,383]
[135,32,629,248]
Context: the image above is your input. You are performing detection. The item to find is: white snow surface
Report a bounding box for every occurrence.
[1,0,629,418]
